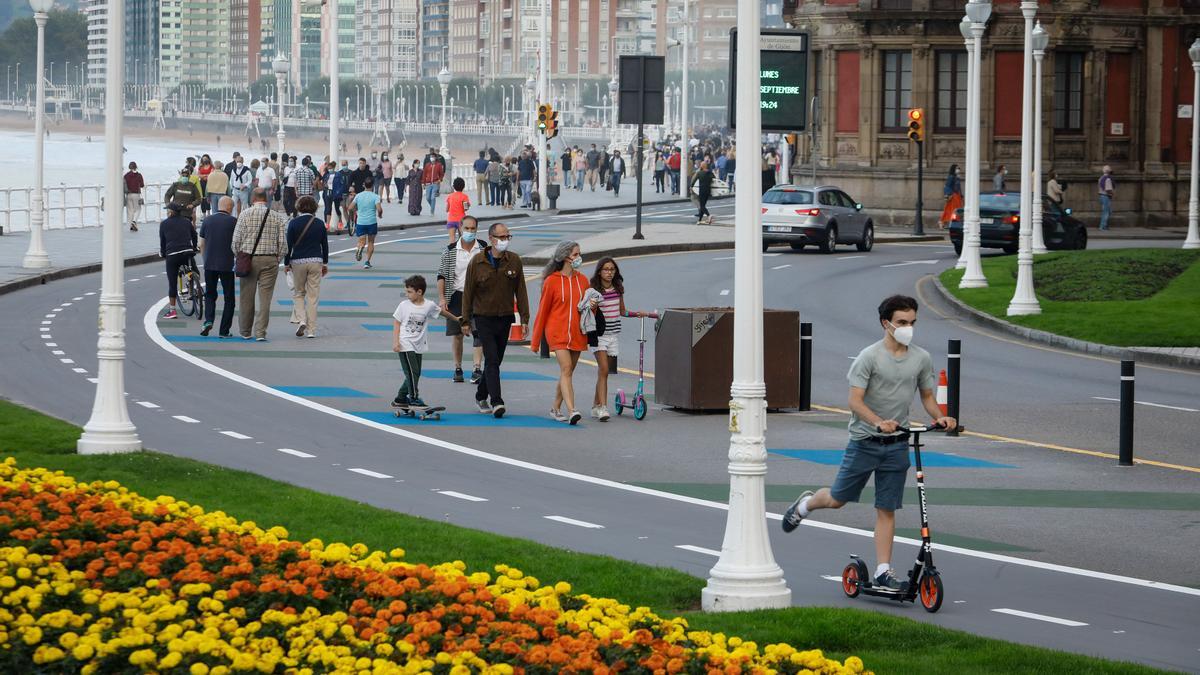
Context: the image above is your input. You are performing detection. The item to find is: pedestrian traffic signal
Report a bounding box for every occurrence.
[537,103,553,132]
[545,110,559,139]
[907,108,925,143]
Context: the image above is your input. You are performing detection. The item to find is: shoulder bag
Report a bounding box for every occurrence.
[235,208,271,277]
[287,214,317,263]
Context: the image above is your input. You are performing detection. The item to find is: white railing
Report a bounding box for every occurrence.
[0,182,173,232]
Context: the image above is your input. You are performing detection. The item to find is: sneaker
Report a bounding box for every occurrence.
[568,410,582,425]
[296,324,306,337]
[470,367,482,384]
[306,332,316,339]
[391,397,410,409]
[597,405,610,421]
[492,403,506,419]
[200,322,213,336]
[241,334,253,340]
[453,367,465,383]
[355,245,363,261]
[163,309,178,319]
[218,333,231,339]
[476,399,493,414]
[408,397,427,409]
[781,490,814,533]
[549,408,567,422]
[255,336,267,342]
[130,224,138,232]
[363,261,373,269]
[590,405,601,419]
[874,569,909,593]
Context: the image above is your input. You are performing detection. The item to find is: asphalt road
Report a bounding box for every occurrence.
[2,202,1198,672]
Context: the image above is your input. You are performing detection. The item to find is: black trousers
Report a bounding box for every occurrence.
[165,252,193,300]
[696,189,711,219]
[473,314,514,406]
[394,176,406,203]
[204,269,236,335]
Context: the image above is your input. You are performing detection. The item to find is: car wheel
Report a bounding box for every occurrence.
[1076,228,1088,250]
[819,224,838,254]
[789,242,805,251]
[1002,243,1019,255]
[762,241,771,253]
[856,222,874,252]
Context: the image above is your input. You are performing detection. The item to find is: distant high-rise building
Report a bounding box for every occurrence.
[259,0,275,82]
[298,0,323,90]
[420,0,450,78]
[230,0,262,87]
[158,0,183,88]
[126,0,160,87]
[448,0,480,80]
[180,0,232,86]
[84,0,107,86]
[356,0,419,90]
[321,0,355,83]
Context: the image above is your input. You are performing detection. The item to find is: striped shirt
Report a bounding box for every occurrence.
[599,288,622,334]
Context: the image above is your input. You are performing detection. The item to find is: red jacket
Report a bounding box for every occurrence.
[530,271,589,353]
[667,152,681,171]
[421,161,445,185]
[123,171,144,194]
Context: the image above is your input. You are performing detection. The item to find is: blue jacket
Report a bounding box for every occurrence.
[332,169,350,199]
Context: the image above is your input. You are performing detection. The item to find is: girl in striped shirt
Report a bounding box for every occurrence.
[590,257,626,421]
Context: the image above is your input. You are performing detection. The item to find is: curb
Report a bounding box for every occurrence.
[375,211,528,234]
[0,252,162,299]
[927,274,1200,372]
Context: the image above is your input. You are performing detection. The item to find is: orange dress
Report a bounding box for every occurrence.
[530,271,589,352]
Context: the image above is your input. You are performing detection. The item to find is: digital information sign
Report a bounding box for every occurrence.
[727,30,809,132]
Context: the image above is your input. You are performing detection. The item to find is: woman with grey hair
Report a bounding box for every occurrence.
[529,240,594,425]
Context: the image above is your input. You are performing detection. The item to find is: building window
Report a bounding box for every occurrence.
[881,50,912,131]
[935,51,967,130]
[1054,52,1084,132]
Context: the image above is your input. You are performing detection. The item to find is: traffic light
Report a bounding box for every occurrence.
[537,103,552,133]
[545,109,559,139]
[907,108,925,143]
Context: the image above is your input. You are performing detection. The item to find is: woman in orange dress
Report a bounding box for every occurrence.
[939,164,963,229]
[530,240,593,425]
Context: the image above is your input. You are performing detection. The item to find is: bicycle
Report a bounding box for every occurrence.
[176,255,204,320]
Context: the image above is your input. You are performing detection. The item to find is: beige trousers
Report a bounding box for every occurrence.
[290,262,323,335]
[238,256,279,339]
[125,193,142,225]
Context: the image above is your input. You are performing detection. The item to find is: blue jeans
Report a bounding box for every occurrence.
[209,193,225,213]
[425,183,440,214]
[1098,194,1112,230]
[669,170,680,194]
[575,169,584,190]
[520,179,533,207]
[232,188,251,213]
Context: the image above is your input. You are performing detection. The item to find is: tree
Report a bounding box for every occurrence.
[0,10,88,83]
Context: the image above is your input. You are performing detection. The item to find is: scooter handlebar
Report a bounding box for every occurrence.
[622,311,660,319]
[876,422,948,434]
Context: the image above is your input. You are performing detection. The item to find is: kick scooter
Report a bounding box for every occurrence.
[613,311,659,421]
[840,422,948,613]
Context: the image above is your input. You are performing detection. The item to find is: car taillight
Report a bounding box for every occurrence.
[797,208,820,216]
[1007,215,1019,224]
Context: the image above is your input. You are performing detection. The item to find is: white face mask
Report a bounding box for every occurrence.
[493,239,510,253]
[887,321,914,346]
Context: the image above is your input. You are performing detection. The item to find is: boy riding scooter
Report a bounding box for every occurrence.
[781,295,956,592]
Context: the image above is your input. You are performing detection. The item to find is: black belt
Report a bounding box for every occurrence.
[864,434,908,445]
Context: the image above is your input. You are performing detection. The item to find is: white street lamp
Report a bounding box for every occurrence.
[438,66,452,160]
[960,2,991,289]
[701,0,790,613]
[1186,39,1200,249]
[78,0,140,455]
[1007,0,1041,316]
[608,77,619,151]
[329,0,339,165]
[22,0,54,269]
[1030,22,1050,255]
[525,74,536,146]
[955,17,973,271]
[272,54,288,155]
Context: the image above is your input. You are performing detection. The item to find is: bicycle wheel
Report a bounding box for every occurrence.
[177,271,198,317]
[189,272,204,320]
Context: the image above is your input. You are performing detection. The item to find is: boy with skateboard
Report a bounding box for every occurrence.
[392,275,459,415]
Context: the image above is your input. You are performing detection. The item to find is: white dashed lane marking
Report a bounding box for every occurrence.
[1092,396,1198,413]
[172,415,201,424]
[220,430,252,440]
[86,377,98,384]
[71,368,87,374]
[277,448,316,458]
[544,515,604,529]
[438,490,488,502]
[771,264,792,270]
[991,608,1088,627]
[675,544,721,557]
[135,401,160,409]
[44,342,57,347]
[51,350,65,355]
[719,289,730,296]
[60,358,74,364]
[348,467,392,479]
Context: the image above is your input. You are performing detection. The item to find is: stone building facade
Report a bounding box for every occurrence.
[782,0,1200,227]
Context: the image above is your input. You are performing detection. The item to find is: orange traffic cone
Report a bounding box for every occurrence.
[936,369,949,416]
[509,301,528,344]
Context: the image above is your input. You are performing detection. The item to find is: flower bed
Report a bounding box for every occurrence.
[0,458,869,674]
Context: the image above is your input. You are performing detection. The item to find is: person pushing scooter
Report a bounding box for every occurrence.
[781,294,956,592]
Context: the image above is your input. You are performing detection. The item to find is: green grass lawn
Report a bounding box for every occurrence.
[0,399,1165,674]
[939,248,1200,347]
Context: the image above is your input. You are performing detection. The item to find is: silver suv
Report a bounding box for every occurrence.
[761,184,875,254]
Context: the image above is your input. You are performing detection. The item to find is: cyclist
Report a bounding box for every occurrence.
[159,202,198,319]
[164,167,203,222]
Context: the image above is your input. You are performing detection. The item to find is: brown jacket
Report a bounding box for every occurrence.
[461,244,529,326]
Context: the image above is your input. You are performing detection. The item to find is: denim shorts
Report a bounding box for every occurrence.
[830,437,911,511]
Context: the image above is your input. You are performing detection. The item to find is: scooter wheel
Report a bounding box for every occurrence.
[841,563,862,598]
[919,573,944,613]
[633,397,648,420]
[613,393,625,415]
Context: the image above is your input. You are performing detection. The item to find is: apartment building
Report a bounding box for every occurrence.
[420,0,450,77]
[179,0,232,86]
[356,0,420,88]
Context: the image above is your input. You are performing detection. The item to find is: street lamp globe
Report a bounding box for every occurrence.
[1031,22,1049,52]
[959,17,972,39]
[1189,38,1200,65]
[965,0,992,25]
[29,0,53,12]
[438,67,452,87]
[608,77,618,96]
[272,54,289,76]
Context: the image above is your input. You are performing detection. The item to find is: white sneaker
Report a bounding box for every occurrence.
[590,405,601,419]
[597,406,611,421]
[549,408,567,422]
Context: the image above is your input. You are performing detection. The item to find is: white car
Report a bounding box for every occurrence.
[761,184,875,254]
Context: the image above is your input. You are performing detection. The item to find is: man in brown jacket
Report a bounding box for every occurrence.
[461,222,529,419]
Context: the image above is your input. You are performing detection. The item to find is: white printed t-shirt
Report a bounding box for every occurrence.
[393,299,442,353]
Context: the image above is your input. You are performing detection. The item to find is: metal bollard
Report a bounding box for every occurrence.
[946,339,961,436]
[1119,360,1135,466]
[799,322,812,411]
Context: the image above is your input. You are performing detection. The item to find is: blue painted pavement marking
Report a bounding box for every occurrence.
[273,386,375,398]
[350,411,578,429]
[164,335,236,343]
[361,323,394,331]
[768,449,1016,469]
[278,299,370,307]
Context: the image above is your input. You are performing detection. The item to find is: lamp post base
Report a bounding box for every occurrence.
[701,572,791,612]
[1185,240,1200,250]
[22,252,51,269]
[77,427,142,455]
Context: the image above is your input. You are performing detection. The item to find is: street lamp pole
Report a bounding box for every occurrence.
[1007,0,1041,316]
[78,0,141,455]
[329,0,339,164]
[438,66,451,159]
[955,18,972,270]
[538,0,548,212]
[1186,39,1200,249]
[22,0,53,269]
[701,0,791,613]
[608,77,618,151]
[273,54,288,155]
[960,2,990,289]
[1030,22,1049,254]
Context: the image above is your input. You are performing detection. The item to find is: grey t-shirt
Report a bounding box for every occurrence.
[847,339,936,440]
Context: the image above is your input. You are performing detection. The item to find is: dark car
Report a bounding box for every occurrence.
[948,193,1088,254]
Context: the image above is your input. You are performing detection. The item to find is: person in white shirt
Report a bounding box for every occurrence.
[229,157,253,215]
[391,275,457,410]
[256,159,278,209]
[437,216,485,384]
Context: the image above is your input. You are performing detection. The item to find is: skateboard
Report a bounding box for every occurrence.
[393,405,445,421]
